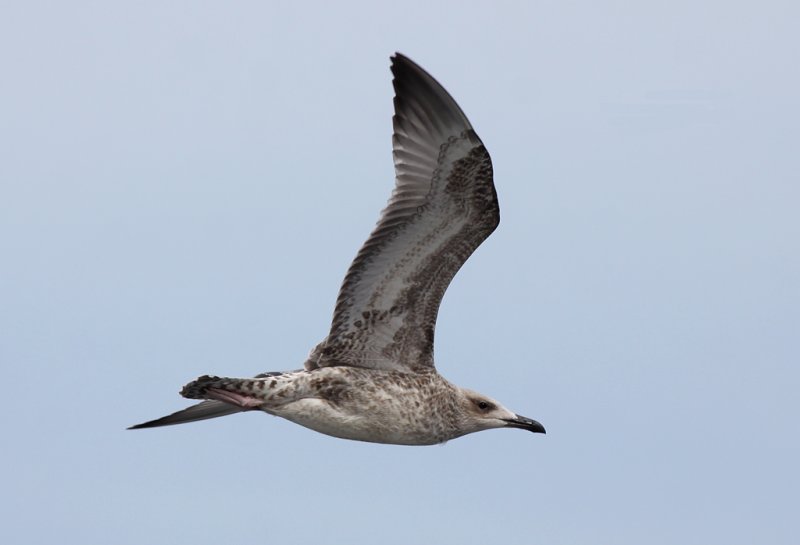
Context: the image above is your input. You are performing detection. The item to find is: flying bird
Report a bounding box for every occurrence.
[129,53,545,444]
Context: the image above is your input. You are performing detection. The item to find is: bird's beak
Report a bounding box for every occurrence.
[504,414,546,434]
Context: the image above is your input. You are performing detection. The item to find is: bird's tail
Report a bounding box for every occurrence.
[127,400,246,429]
[128,371,292,430]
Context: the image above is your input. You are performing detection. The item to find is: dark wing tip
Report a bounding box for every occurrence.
[390,53,474,138]
[127,420,159,430]
[127,414,182,429]
[127,400,245,430]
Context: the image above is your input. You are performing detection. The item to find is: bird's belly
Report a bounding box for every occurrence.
[269,398,445,446]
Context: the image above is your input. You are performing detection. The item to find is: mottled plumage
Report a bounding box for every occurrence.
[129,53,545,444]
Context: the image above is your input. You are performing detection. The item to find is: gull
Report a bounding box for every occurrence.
[129,53,545,444]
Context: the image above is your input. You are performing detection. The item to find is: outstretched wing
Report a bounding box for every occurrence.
[128,400,246,429]
[127,372,290,429]
[308,53,499,373]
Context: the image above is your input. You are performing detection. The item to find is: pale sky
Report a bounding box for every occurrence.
[2,2,798,544]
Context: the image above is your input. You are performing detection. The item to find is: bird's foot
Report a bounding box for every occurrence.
[181,375,265,409]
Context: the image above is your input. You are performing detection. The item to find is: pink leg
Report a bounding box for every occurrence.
[206,388,265,409]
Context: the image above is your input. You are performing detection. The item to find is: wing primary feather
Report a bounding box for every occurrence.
[128,400,246,429]
[310,53,498,374]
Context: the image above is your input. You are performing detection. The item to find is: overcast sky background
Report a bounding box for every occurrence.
[2,2,798,544]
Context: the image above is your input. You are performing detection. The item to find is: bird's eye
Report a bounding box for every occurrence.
[477,401,490,411]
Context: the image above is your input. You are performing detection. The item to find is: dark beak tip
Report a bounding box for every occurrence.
[527,420,546,434]
[507,414,546,434]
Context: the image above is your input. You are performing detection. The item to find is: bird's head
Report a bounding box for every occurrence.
[456,388,546,436]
